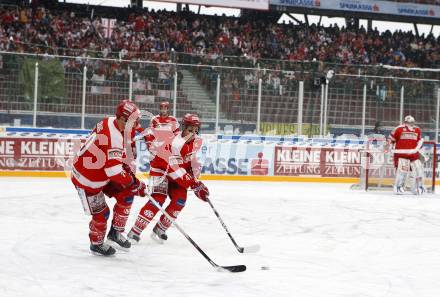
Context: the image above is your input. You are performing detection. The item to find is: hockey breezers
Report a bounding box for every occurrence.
[206,198,260,253]
[147,194,246,273]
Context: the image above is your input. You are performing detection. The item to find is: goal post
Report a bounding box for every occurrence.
[352,138,437,193]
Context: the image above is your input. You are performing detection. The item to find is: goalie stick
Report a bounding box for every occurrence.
[206,198,260,253]
[147,194,246,273]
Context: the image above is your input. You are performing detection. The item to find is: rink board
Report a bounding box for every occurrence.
[1,127,439,184]
[0,170,360,183]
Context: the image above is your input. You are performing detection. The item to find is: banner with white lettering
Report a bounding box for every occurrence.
[271,0,439,19]
[1,134,438,181]
[0,138,79,171]
[274,146,361,177]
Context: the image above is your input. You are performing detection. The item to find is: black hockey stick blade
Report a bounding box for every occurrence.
[217,265,247,273]
[147,194,246,273]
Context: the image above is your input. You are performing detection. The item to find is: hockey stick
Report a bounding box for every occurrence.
[206,198,260,253]
[146,194,246,273]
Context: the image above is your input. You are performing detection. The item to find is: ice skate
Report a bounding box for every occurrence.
[90,243,116,256]
[394,185,405,195]
[151,225,167,244]
[127,230,141,244]
[107,227,131,249]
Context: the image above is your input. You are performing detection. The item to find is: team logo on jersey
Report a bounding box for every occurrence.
[108,148,123,160]
[143,210,154,219]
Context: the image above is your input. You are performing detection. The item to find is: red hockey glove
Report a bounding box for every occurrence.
[191,180,209,202]
[113,178,147,199]
[129,178,147,197]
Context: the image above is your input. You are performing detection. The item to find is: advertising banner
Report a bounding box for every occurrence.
[1,128,439,182]
[271,0,440,19]
[0,137,79,171]
[157,0,269,10]
[273,146,362,177]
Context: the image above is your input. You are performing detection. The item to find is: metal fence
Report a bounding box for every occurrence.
[0,51,439,140]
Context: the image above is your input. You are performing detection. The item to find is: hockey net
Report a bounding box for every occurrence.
[352,138,437,193]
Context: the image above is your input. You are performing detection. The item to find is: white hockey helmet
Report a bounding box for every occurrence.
[404,115,415,126]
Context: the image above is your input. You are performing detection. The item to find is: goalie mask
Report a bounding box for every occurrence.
[404,115,415,127]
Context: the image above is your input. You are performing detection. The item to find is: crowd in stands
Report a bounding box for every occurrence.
[0,4,439,70]
[0,3,439,128]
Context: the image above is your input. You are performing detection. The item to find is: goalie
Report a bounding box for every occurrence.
[387,115,424,195]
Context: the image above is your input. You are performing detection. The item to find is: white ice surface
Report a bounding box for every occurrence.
[1,178,440,297]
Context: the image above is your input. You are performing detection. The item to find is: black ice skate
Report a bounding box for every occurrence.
[151,225,167,244]
[394,185,405,195]
[107,227,131,249]
[127,230,141,243]
[90,243,116,256]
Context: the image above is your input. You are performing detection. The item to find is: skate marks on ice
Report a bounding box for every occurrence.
[1,179,440,296]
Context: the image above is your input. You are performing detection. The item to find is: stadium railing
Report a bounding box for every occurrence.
[0,51,439,140]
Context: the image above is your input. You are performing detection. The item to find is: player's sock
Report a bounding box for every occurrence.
[107,226,131,249]
[111,200,133,232]
[89,211,109,246]
[90,243,116,256]
[129,200,162,241]
[129,213,153,241]
[152,197,185,242]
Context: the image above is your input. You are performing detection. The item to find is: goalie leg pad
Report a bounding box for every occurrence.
[410,159,424,179]
[411,159,425,193]
[395,158,410,188]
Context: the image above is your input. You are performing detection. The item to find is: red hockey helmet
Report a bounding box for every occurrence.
[116,99,140,121]
[182,113,201,127]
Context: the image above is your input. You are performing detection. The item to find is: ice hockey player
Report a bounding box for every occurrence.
[71,100,147,256]
[387,115,424,195]
[150,101,180,133]
[136,101,180,154]
[127,113,209,243]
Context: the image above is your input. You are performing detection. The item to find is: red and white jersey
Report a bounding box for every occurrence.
[141,115,180,157]
[150,115,180,134]
[72,117,133,194]
[388,124,423,160]
[150,132,202,188]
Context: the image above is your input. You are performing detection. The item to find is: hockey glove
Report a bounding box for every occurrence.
[191,180,209,202]
[130,178,147,197]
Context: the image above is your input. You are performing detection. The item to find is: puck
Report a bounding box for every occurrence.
[260,266,270,270]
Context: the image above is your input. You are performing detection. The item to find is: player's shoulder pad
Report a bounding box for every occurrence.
[107,116,123,149]
[171,134,186,155]
[192,136,203,152]
[150,116,159,124]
